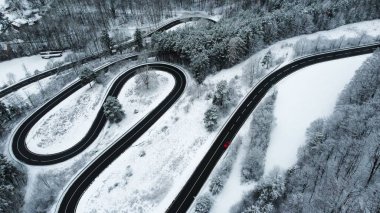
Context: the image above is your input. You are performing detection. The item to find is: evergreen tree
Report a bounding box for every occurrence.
[194,194,213,213]
[0,101,11,121]
[103,96,125,123]
[79,67,97,88]
[100,30,113,54]
[0,12,10,33]
[134,28,143,51]
[190,51,209,84]
[204,106,219,132]
[212,80,231,109]
[228,37,246,65]
[261,50,273,69]
[0,154,26,213]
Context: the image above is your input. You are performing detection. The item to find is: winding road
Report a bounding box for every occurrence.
[11,63,187,166]
[165,42,380,213]
[6,17,379,213]
[10,53,139,165]
[54,62,187,212]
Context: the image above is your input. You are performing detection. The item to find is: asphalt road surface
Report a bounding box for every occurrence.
[165,43,380,213]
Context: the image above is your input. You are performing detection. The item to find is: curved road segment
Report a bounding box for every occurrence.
[11,63,186,165]
[0,16,215,98]
[165,43,380,213]
[56,63,187,212]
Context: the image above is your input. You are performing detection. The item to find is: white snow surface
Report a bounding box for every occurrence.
[26,83,106,154]
[187,20,380,212]
[264,54,371,174]
[26,71,174,155]
[0,0,6,8]
[74,20,380,213]
[17,20,380,213]
[0,52,71,87]
[75,65,249,212]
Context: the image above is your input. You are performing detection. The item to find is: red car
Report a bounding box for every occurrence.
[223,141,232,149]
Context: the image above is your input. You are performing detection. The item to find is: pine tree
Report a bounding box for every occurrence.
[0,154,26,213]
[79,67,97,88]
[103,96,125,123]
[212,80,231,108]
[190,51,209,84]
[228,37,246,65]
[134,28,143,51]
[100,30,113,54]
[261,50,273,69]
[194,194,213,213]
[204,106,219,132]
[0,101,11,121]
[0,12,11,33]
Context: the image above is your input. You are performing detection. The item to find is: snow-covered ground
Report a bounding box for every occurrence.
[0,0,45,28]
[0,0,6,8]
[26,71,174,155]
[26,83,106,154]
[14,20,380,213]
[188,54,371,213]
[0,52,71,87]
[255,19,380,66]
[187,22,379,212]
[71,20,380,213]
[264,54,371,174]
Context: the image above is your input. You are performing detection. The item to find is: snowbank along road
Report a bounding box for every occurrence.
[165,42,380,213]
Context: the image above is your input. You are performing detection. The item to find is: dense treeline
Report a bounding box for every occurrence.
[0,154,26,213]
[0,0,185,60]
[0,0,246,60]
[152,0,380,83]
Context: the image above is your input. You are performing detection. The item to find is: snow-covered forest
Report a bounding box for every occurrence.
[231,48,380,213]
[0,0,380,212]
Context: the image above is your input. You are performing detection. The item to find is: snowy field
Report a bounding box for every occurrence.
[0,52,71,87]
[26,83,107,154]
[264,54,371,174]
